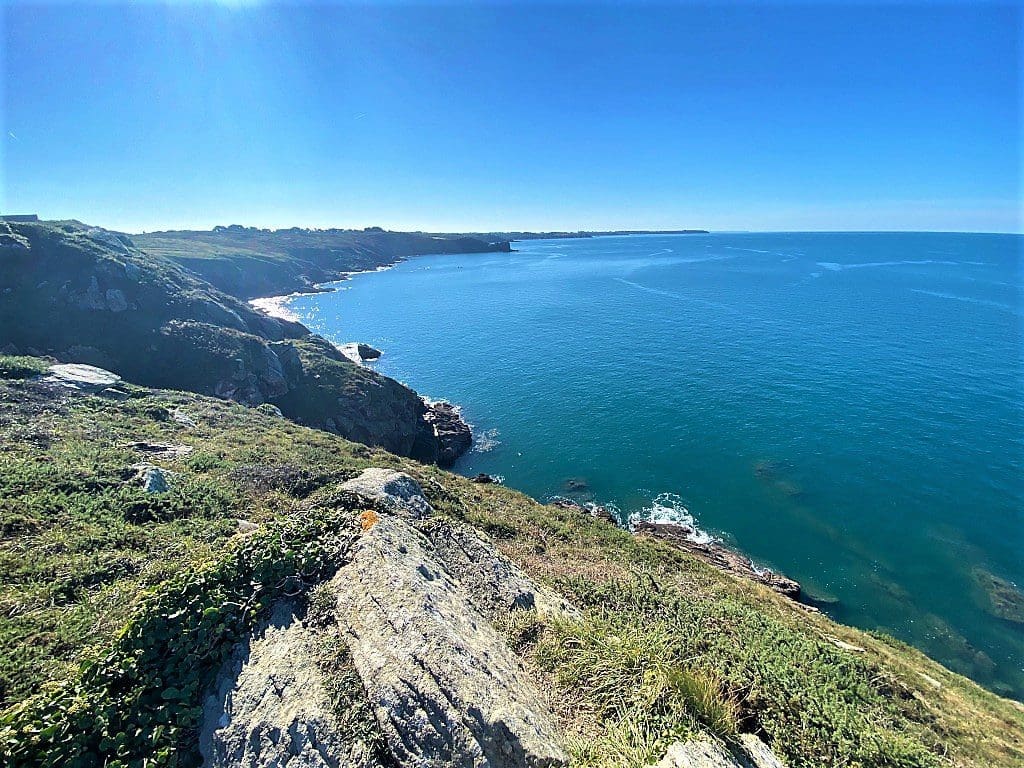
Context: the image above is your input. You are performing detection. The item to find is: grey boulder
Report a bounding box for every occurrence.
[43,363,122,393]
[656,736,786,768]
[339,468,434,519]
[200,602,380,768]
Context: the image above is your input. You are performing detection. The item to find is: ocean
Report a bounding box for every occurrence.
[286,232,1023,699]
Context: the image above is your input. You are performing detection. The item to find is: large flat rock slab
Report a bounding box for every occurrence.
[200,602,380,768]
[43,363,121,392]
[202,469,570,768]
[332,472,567,767]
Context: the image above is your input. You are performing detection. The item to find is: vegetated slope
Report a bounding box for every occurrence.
[0,220,456,463]
[134,225,511,299]
[0,360,1021,768]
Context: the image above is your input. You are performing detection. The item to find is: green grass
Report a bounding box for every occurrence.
[531,577,939,767]
[0,356,48,379]
[453,482,1024,767]
[534,612,739,766]
[2,504,359,767]
[0,357,1022,768]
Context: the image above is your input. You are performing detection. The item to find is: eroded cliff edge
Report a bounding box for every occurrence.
[0,219,474,465]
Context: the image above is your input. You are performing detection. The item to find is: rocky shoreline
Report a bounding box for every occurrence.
[248,265,811,605]
[243,251,805,601]
[249,281,476,468]
[632,520,802,600]
[551,498,803,601]
[0,219,481,469]
[4,361,1022,767]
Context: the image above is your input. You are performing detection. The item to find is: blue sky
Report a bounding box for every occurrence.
[1,1,1020,233]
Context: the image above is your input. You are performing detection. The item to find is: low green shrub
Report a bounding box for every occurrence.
[182,451,226,473]
[567,710,667,768]
[0,356,48,379]
[0,507,355,767]
[540,574,942,768]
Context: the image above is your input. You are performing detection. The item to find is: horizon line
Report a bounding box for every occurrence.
[6,215,1021,237]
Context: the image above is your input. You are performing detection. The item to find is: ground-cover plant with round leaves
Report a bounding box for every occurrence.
[0,506,357,768]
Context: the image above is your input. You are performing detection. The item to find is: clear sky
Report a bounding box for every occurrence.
[1,1,1020,233]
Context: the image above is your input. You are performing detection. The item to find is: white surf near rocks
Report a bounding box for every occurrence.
[335,342,383,365]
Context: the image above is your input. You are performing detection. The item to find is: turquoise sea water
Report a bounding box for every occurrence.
[289,232,1023,699]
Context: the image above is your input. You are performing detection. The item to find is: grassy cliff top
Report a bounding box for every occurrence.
[0,219,459,462]
[133,225,511,299]
[1,359,1021,768]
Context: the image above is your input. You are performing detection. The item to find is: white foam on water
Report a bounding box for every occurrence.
[248,266,399,323]
[548,495,622,523]
[614,277,752,319]
[723,246,795,257]
[601,500,622,520]
[815,259,978,272]
[421,395,462,412]
[249,294,302,322]
[629,492,717,544]
[910,289,1019,315]
[340,263,400,279]
[725,246,766,253]
[473,428,501,453]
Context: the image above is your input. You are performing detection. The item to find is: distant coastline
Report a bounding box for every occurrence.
[242,229,711,321]
[464,229,710,241]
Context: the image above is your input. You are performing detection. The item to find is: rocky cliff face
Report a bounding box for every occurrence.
[423,401,474,467]
[0,220,471,464]
[271,337,444,461]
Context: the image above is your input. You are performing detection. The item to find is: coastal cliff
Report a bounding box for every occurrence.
[134,225,512,300]
[0,219,474,466]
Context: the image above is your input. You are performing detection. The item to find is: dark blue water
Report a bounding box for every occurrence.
[289,232,1024,698]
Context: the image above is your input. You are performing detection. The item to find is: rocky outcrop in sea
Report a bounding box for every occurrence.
[633,520,801,599]
[422,400,473,467]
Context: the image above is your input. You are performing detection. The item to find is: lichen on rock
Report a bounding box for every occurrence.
[201,468,570,768]
[655,735,786,768]
[200,602,384,768]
